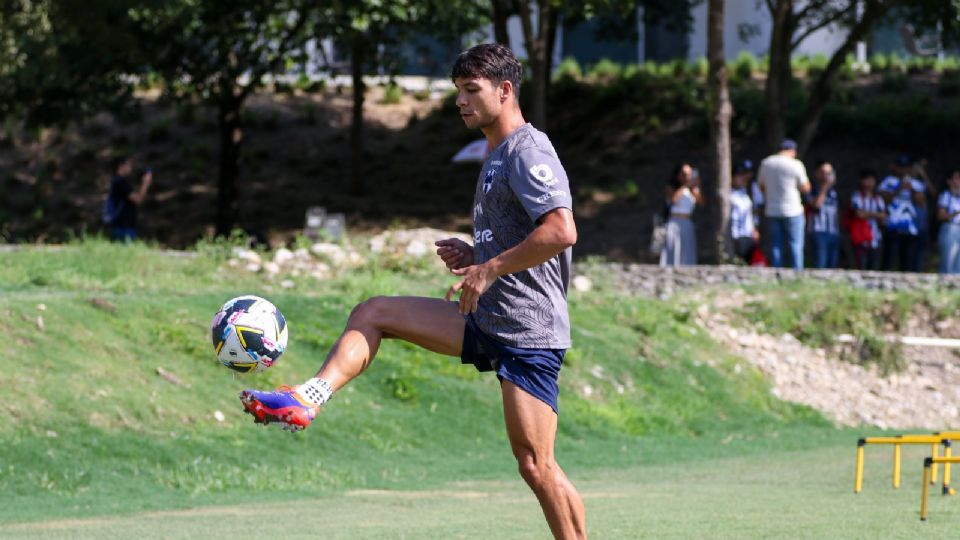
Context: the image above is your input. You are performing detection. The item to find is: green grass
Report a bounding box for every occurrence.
[0,239,947,537]
[2,442,956,539]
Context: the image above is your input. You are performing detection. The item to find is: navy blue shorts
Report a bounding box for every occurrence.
[460,316,565,414]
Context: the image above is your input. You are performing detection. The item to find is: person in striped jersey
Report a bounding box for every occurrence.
[730,160,759,263]
[850,169,886,271]
[806,160,840,269]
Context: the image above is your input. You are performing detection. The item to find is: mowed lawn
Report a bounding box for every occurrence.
[2,443,955,540]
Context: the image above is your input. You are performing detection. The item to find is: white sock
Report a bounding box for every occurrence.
[296,377,334,406]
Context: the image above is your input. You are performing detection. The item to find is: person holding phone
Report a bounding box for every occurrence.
[660,162,703,267]
[104,155,153,241]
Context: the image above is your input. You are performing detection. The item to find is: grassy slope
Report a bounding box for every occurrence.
[0,240,834,524]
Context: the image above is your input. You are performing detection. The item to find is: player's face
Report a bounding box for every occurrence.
[454,77,504,130]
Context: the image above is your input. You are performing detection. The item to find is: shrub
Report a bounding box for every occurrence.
[869,52,888,72]
[732,51,758,81]
[587,58,622,81]
[888,51,906,73]
[381,82,403,105]
[554,56,583,81]
[692,57,708,78]
[935,56,960,73]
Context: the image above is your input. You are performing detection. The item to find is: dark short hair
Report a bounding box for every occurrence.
[859,168,877,180]
[895,154,912,167]
[733,159,754,175]
[451,43,523,98]
[111,155,130,172]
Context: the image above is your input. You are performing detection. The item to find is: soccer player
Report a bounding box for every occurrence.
[239,43,586,539]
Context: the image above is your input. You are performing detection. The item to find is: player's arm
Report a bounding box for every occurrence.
[128,170,153,204]
[445,207,575,315]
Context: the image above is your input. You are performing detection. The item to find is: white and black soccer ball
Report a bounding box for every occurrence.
[210,295,288,373]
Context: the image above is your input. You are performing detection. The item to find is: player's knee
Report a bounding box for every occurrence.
[348,296,389,327]
[515,450,553,491]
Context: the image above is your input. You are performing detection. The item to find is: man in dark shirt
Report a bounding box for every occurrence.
[105,156,152,241]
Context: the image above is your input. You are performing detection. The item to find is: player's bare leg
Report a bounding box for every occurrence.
[240,296,463,429]
[502,380,586,540]
[315,296,464,390]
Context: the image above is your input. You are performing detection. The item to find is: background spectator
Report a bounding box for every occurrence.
[878,154,924,271]
[849,169,886,270]
[912,158,935,270]
[937,169,960,274]
[807,160,840,268]
[660,162,703,267]
[757,138,811,270]
[104,156,153,241]
[730,160,758,263]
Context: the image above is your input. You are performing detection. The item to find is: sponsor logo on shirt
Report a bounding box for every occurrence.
[474,229,494,244]
[473,203,483,220]
[529,164,558,186]
[535,190,566,204]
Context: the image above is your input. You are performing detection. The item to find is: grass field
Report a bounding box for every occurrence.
[2,442,957,539]
[1,239,957,538]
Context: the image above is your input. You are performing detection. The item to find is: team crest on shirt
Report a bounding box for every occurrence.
[529,164,557,186]
[483,168,497,193]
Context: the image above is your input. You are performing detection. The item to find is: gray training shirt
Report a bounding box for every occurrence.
[470,123,573,349]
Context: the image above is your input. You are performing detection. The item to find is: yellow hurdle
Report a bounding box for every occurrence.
[854,435,953,493]
[921,456,960,520]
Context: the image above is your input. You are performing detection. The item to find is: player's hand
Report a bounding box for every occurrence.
[445,262,497,314]
[435,238,473,271]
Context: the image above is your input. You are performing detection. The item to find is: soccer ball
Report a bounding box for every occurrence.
[210,295,288,373]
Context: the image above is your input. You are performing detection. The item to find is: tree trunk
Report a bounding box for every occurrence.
[216,92,243,236]
[350,33,366,195]
[796,4,887,155]
[517,0,556,130]
[492,0,511,45]
[708,0,733,261]
[764,0,794,152]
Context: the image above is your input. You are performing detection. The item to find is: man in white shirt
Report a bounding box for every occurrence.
[757,139,811,269]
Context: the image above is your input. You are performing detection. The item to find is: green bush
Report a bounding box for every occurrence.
[554,56,583,81]
[692,57,708,78]
[732,51,758,81]
[381,82,403,105]
[935,56,960,73]
[587,58,623,81]
[869,52,888,72]
[888,51,906,73]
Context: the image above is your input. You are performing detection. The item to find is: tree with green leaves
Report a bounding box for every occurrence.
[509,1,696,131]
[136,0,313,236]
[761,0,897,154]
[313,1,486,195]
[1,0,142,127]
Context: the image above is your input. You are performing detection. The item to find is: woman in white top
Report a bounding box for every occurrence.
[937,170,960,274]
[660,162,703,266]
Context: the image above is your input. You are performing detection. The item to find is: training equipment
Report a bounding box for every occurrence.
[854,433,956,494]
[210,295,288,373]
[240,386,319,432]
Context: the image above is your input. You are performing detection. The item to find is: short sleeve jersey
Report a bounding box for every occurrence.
[730,188,755,239]
[807,186,839,234]
[939,190,960,225]
[878,175,923,235]
[757,154,809,218]
[108,175,137,228]
[470,123,573,349]
[851,191,885,248]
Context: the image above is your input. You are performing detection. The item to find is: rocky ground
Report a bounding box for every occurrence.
[694,288,960,430]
